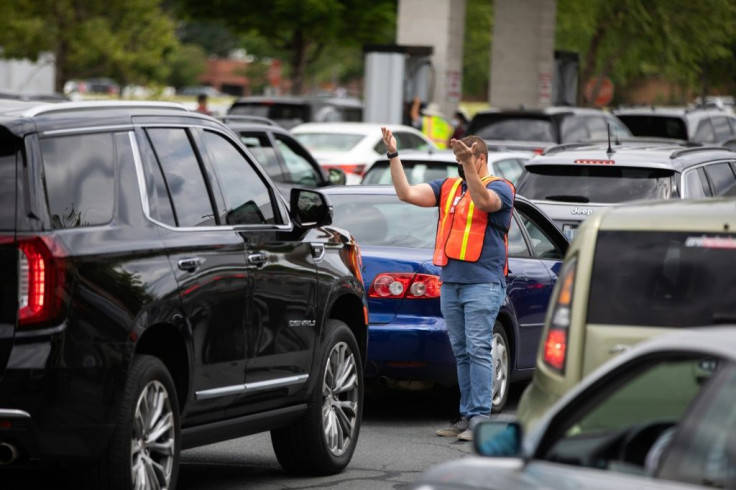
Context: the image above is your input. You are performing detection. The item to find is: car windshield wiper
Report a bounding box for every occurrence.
[543,195,590,203]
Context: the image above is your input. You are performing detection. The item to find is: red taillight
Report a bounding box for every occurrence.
[543,329,567,371]
[369,273,441,299]
[17,237,65,327]
[532,148,545,155]
[542,258,576,373]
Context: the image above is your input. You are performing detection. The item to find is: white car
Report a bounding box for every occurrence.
[291,122,438,184]
[360,149,532,186]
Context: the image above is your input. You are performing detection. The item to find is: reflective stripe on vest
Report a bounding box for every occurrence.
[433,176,515,273]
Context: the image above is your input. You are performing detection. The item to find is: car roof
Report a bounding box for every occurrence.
[290,122,421,134]
[391,149,534,162]
[590,196,736,232]
[473,106,612,117]
[231,95,362,107]
[320,183,535,207]
[525,141,735,172]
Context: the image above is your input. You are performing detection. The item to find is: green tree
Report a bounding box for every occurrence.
[0,0,180,93]
[556,0,736,106]
[175,0,397,95]
[462,0,493,100]
[166,44,208,89]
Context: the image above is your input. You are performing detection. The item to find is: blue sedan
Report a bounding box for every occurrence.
[321,185,569,412]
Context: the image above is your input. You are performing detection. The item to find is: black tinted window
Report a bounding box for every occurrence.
[704,162,736,196]
[588,231,736,327]
[202,130,277,225]
[472,117,556,142]
[40,132,115,228]
[0,129,19,229]
[617,115,688,140]
[516,165,675,203]
[146,128,216,228]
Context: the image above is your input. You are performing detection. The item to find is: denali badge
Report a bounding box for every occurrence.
[289,320,316,327]
[571,207,593,216]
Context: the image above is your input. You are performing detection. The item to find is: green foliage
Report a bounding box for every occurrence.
[557,0,736,104]
[166,44,208,89]
[462,0,493,100]
[0,0,180,92]
[175,0,397,94]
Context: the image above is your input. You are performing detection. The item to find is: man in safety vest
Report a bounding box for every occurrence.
[410,96,453,149]
[380,127,515,442]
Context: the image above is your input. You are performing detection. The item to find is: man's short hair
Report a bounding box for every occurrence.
[462,135,488,160]
[198,93,208,103]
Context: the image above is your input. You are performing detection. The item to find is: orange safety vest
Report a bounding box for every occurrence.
[433,176,516,275]
[423,116,453,149]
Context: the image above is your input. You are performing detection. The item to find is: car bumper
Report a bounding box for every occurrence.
[365,316,457,387]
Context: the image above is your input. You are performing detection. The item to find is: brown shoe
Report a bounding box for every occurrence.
[436,417,469,437]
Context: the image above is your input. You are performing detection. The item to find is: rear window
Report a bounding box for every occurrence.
[516,164,675,203]
[361,161,458,185]
[617,115,688,141]
[40,132,116,228]
[0,128,20,230]
[470,115,556,142]
[293,132,364,152]
[588,231,736,327]
[229,102,309,129]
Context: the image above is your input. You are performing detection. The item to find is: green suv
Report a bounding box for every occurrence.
[517,197,736,430]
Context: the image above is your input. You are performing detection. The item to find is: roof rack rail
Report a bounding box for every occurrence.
[219,115,279,126]
[541,141,602,155]
[669,146,732,159]
[22,100,189,118]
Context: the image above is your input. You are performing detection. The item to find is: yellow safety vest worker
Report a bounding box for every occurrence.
[422,115,453,149]
[433,176,516,275]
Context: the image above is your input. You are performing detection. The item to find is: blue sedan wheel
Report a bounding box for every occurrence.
[492,322,509,413]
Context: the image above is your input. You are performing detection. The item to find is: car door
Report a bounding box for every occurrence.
[136,126,250,420]
[506,204,566,370]
[196,127,319,404]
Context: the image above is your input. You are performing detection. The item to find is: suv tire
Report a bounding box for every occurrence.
[492,321,510,413]
[83,355,181,490]
[271,319,363,475]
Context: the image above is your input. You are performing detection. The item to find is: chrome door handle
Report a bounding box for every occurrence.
[178,257,203,273]
[247,252,268,267]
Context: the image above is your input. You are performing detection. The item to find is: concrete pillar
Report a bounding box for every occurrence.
[490,0,557,109]
[396,0,466,120]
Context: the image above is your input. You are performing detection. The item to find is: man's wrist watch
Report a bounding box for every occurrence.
[387,151,399,159]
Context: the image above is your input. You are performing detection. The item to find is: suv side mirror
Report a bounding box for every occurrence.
[328,168,347,185]
[290,188,333,228]
[473,420,523,457]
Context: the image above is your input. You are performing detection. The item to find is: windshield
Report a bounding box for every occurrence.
[293,132,365,152]
[588,231,736,327]
[472,116,556,142]
[516,165,675,203]
[328,194,438,248]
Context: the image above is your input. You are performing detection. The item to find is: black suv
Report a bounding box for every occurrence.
[221,115,346,198]
[0,101,368,488]
[614,105,736,145]
[228,95,363,130]
[467,106,632,154]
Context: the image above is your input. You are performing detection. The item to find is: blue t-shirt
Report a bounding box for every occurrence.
[429,178,514,284]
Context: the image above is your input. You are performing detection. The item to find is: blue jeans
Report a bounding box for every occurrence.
[440,281,505,418]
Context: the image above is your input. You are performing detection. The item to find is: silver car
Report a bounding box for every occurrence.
[414,326,736,489]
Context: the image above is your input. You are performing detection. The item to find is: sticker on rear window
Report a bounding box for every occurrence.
[685,235,736,249]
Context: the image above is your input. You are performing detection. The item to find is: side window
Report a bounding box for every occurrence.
[711,116,732,142]
[400,132,433,150]
[273,134,322,186]
[146,128,215,228]
[507,214,531,257]
[518,212,563,259]
[560,116,591,143]
[202,130,277,225]
[694,118,716,143]
[494,159,525,185]
[607,115,633,138]
[703,162,736,196]
[237,132,283,181]
[39,132,115,228]
[681,168,711,198]
[586,116,609,140]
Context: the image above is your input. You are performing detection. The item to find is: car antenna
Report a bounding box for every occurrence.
[606,123,616,159]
